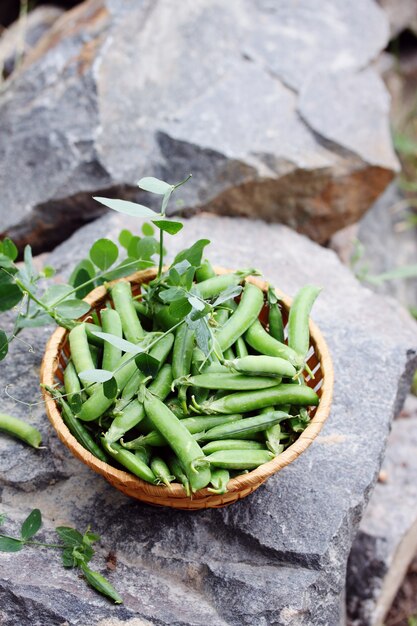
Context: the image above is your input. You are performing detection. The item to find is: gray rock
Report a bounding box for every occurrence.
[330,183,417,311]
[0,0,398,252]
[1,214,416,625]
[0,5,64,79]
[378,0,417,37]
[346,396,417,626]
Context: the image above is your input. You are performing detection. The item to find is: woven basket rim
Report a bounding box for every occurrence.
[40,267,334,506]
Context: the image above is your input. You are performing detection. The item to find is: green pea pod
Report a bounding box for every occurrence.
[102,439,156,484]
[202,440,266,454]
[113,369,146,414]
[68,324,96,395]
[216,283,264,352]
[43,388,107,462]
[198,411,290,441]
[245,319,303,368]
[268,301,285,343]
[207,468,230,494]
[100,308,123,371]
[213,308,229,326]
[198,384,319,415]
[134,364,174,434]
[135,446,151,465]
[263,404,290,454]
[167,455,191,496]
[235,336,248,358]
[223,346,235,360]
[287,285,322,357]
[149,332,174,369]
[143,392,211,492]
[150,456,175,487]
[79,563,123,604]
[110,281,144,343]
[223,355,296,379]
[63,360,83,411]
[104,400,145,445]
[153,303,180,330]
[196,270,256,300]
[124,414,243,449]
[172,324,195,413]
[0,412,42,449]
[133,299,151,319]
[178,373,280,391]
[84,322,104,346]
[205,450,274,470]
[77,353,139,421]
[195,259,216,282]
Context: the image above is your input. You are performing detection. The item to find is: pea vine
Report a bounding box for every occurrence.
[0,509,122,603]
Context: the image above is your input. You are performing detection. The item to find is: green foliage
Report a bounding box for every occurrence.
[0,509,122,603]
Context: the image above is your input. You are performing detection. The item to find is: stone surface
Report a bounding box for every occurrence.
[378,0,417,37]
[329,183,417,311]
[0,5,64,79]
[346,395,417,626]
[0,0,398,252]
[0,213,416,625]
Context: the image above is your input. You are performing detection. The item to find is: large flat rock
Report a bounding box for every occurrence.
[346,395,417,626]
[0,214,416,625]
[0,0,397,252]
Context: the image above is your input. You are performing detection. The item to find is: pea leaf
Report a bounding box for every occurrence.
[169,297,192,319]
[159,287,184,303]
[172,239,210,268]
[42,284,73,307]
[152,219,183,235]
[0,282,23,312]
[80,563,123,604]
[16,314,51,329]
[83,530,100,546]
[212,285,243,307]
[2,238,18,261]
[56,526,84,546]
[89,239,119,271]
[118,229,133,250]
[103,257,153,281]
[0,513,6,526]
[187,295,205,311]
[0,330,8,361]
[55,300,90,319]
[142,223,154,236]
[129,236,159,261]
[21,509,42,540]
[69,260,96,298]
[23,245,36,281]
[0,537,23,552]
[79,369,114,384]
[161,188,173,214]
[134,353,160,377]
[68,392,83,414]
[93,197,157,218]
[138,176,172,195]
[62,547,76,567]
[186,316,210,355]
[92,331,143,354]
[103,377,118,400]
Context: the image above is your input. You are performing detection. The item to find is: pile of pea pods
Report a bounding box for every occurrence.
[53,260,321,496]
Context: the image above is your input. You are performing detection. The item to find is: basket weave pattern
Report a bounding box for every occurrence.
[41,269,334,510]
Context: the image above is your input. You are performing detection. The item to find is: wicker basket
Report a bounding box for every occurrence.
[40,268,333,510]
